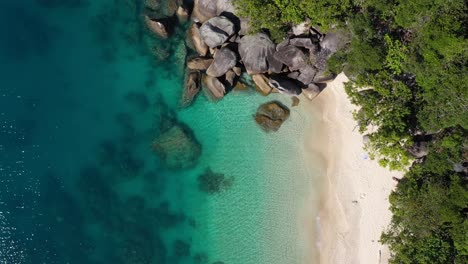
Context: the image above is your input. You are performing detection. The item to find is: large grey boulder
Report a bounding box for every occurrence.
[189,23,208,56]
[297,65,317,85]
[216,0,235,15]
[268,75,302,96]
[200,16,235,48]
[274,45,307,71]
[290,38,315,50]
[193,0,235,22]
[206,47,237,77]
[238,33,281,74]
[202,74,226,100]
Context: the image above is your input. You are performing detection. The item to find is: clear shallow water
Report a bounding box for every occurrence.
[0,1,320,263]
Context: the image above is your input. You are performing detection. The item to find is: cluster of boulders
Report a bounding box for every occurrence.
[144,0,348,131]
[144,0,348,105]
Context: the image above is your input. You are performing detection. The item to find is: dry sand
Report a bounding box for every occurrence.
[301,73,403,264]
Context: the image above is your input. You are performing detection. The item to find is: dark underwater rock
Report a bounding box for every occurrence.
[197,168,233,194]
[254,101,290,132]
[152,125,201,169]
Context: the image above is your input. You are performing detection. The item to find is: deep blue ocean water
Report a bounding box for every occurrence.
[0,1,321,263]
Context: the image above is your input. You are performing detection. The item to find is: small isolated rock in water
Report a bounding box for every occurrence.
[152,125,201,169]
[202,74,226,100]
[268,75,303,96]
[176,6,189,22]
[254,101,290,132]
[189,23,208,56]
[252,74,272,96]
[181,71,201,107]
[200,16,235,48]
[145,16,168,38]
[292,96,300,107]
[302,83,321,100]
[187,57,213,71]
[197,168,233,194]
[206,47,237,77]
[274,45,307,71]
[239,33,281,74]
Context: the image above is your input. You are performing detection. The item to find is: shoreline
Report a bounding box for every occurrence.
[303,73,401,264]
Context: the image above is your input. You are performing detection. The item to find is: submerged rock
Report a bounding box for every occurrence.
[238,33,280,74]
[200,16,235,48]
[254,101,290,132]
[152,125,201,169]
[144,16,168,38]
[206,47,237,77]
[197,168,233,194]
[202,74,226,100]
[189,23,209,56]
[181,71,201,107]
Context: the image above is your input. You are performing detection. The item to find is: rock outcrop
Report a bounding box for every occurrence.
[200,16,235,48]
[152,125,201,169]
[145,16,168,38]
[202,74,226,100]
[181,71,201,107]
[274,45,307,71]
[206,47,237,77]
[254,101,290,132]
[187,57,213,70]
[189,23,209,56]
[252,74,272,95]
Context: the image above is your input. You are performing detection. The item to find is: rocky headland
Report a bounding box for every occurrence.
[144,0,348,131]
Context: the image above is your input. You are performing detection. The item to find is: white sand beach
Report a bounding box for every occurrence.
[302,73,403,264]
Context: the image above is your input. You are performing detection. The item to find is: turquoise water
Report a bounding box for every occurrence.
[0,1,321,263]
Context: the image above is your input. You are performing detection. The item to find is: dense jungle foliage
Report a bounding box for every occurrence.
[235,0,467,263]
